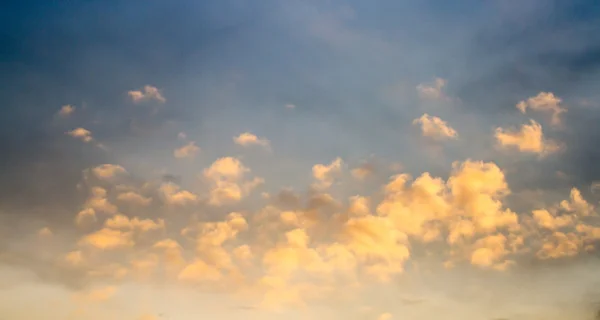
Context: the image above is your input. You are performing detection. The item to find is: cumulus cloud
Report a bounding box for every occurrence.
[159,183,198,206]
[516,92,567,126]
[203,157,263,205]
[495,120,560,155]
[6,3,600,319]
[91,164,127,180]
[412,114,458,140]
[312,157,343,189]
[116,191,152,206]
[128,85,166,103]
[351,162,375,180]
[57,104,75,117]
[174,141,200,158]
[233,132,271,149]
[416,77,447,100]
[67,127,93,143]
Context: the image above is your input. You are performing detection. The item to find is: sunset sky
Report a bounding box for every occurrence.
[2,1,600,319]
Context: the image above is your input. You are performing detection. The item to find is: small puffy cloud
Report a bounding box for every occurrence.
[285,103,296,109]
[178,259,222,283]
[532,209,573,230]
[84,187,118,215]
[117,191,152,206]
[416,77,447,100]
[495,120,560,155]
[378,313,393,320]
[537,232,580,259]
[174,141,200,158]
[516,92,566,126]
[38,227,52,237]
[351,162,375,180]
[57,104,75,117]
[74,286,118,303]
[79,228,133,250]
[560,188,594,216]
[312,157,343,189]
[64,250,84,266]
[470,234,509,269]
[233,132,271,149]
[67,127,93,143]
[91,164,127,180]
[104,214,165,232]
[159,183,198,206]
[204,157,249,180]
[75,208,97,227]
[128,85,166,103]
[412,114,458,140]
[203,157,263,206]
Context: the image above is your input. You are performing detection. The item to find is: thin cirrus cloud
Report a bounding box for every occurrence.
[3,1,600,319]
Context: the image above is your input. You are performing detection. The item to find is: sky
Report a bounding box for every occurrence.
[1,0,600,319]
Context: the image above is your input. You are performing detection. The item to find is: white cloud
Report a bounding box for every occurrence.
[312,157,343,189]
[91,164,127,180]
[516,92,566,126]
[417,77,447,100]
[495,120,560,155]
[174,141,200,159]
[67,127,93,142]
[128,85,166,103]
[412,114,458,140]
[159,183,198,206]
[233,132,270,149]
[57,105,75,117]
[203,157,263,205]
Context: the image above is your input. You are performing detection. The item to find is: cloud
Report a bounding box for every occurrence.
[470,234,509,269]
[203,157,263,205]
[159,183,198,206]
[73,286,118,303]
[57,105,75,117]
[38,227,52,238]
[67,127,93,143]
[532,209,574,230]
[495,120,560,155]
[516,92,566,126]
[233,132,271,149]
[128,85,166,103]
[416,77,447,100]
[116,191,152,206]
[174,141,200,158]
[5,2,600,318]
[78,228,134,250]
[351,162,375,180]
[312,158,343,189]
[378,312,393,320]
[91,164,127,180]
[285,104,296,109]
[412,114,458,140]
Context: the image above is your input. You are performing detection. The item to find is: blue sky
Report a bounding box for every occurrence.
[1,0,600,319]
